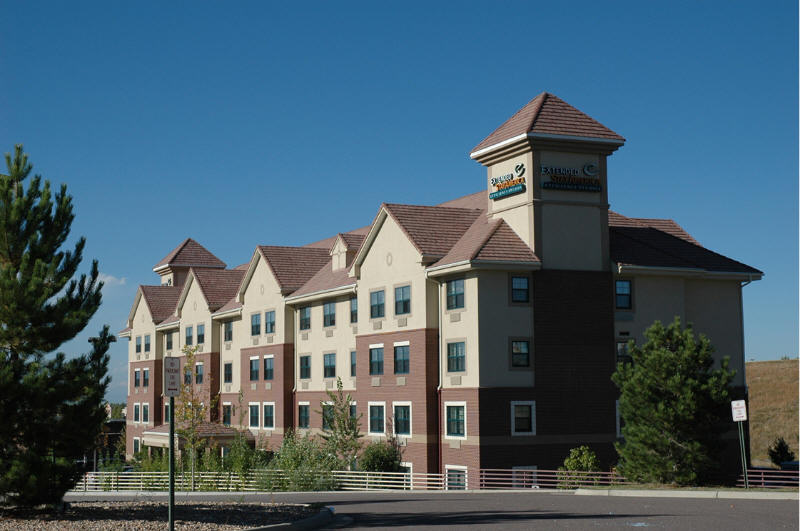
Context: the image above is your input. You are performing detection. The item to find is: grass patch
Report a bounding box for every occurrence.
[746,359,799,467]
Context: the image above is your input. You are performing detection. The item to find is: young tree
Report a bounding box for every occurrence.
[768,437,796,468]
[0,144,112,506]
[317,377,362,469]
[612,317,735,485]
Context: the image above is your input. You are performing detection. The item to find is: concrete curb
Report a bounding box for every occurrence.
[247,506,334,530]
[574,488,799,500]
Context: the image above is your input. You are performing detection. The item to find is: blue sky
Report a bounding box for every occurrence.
[2,1,797,403]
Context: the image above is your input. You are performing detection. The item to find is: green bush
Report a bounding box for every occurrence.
[768,437,796,468]
[557,445,601,488]
[359,439,402,472]
[266,431,338,491]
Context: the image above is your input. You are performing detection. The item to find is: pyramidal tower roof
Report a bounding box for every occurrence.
[470,92,625,157]
[153,238,226,272]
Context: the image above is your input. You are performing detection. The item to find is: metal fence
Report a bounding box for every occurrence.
[479,468,630,489]
[737,469,799,489]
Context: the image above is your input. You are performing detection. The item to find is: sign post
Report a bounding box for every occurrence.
[731,399,749,489]
[164,357,181,531]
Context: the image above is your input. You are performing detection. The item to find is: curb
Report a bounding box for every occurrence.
[574,488,799,500]
[247,506,334,530]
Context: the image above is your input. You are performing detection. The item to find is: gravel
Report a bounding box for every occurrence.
[0,500,316,530]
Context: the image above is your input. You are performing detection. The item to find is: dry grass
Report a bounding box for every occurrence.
[746,359,799,467]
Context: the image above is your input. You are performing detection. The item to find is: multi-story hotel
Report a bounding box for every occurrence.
[120,93,761,484]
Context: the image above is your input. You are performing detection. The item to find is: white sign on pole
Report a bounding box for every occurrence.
[164,357,181,397]
[731,399,747,422]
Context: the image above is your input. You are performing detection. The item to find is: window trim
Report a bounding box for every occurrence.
[263,354,274,381]
[263,401,275,430]
[185,325,193,346]
[393,343,410,375]
[323,351,336,379]
[509,337,533,371]
[299,354,311,379]
[369,345,384,376]
[250,313,261,337]
[142,368,150,388]
[248,402,260,429]
[323,301,337,328]
[223,362,233,384]
[393,283,412,316]
[298,401,310,429]
[134,368,141,388]
[223,321,233,343]
[222,402,232,426]
[369,288,386,320]
[510,400,536,436]
[445,465,468,490]
[446,340,467,374]
[195,361,204,385]
[133,403,141,423]
[299,306,311,331]
[196,324,205,346]
[142,402,150,424]
[392,401,412,438]
[445,278,465,311]
[368,401,386,436]
[509,274,531,305]
[249,355,259,381]
[265,309,277,335]
[444,401,467,440]
[615,279,633,310]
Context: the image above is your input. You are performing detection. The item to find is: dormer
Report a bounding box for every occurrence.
[152,238,226,286]
[329,233,365,271]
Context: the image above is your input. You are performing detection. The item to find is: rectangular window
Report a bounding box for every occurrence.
[135,336,142,353]
[394,285,411,315]
[299,307,311,330]
[133,403,140,422]
[370,290,385,319]
[615,280,632,309]
[511,340,530,367]
[263,403,275,429]
[249,358,259,381]
[224,321,233,342]
[185,326,193,346]
[394,345,409,374]
[300,355,311,379]
[511,401,536,435]
[323,302,336,327]
[616,341,632,364]
[251,313,261,336]
[222,404,231,426]
[369,404,385,434]
[143,368,150,387]
[144,334,151,352]
[197,324,205,345]
[349,404,357,420]
[447,342,465,372]
[394,404,411,436]
[350,350,357,377]
[164,404,170,423]
[446,279,465,310]
[446,468,467,490]
[249,404,259,429]
[369,347,384,375]
[195,363,204,385]
[224,362,233,384]
[323,353,336,378]
[511,276,529,303]
[264,356,274,380]
[298,404,310,428]
[350,297,358,323]
[265,311,275,334]
[184,367,191,385]
[133,438,140,454]
[166,332,173,351]
[446,404,465,438]
[142,403,149,423]
[322,404,334,430]
[134,369,140,387]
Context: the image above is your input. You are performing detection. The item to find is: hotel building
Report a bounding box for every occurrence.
[120,93,761,484]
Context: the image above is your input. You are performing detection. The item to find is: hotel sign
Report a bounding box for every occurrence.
[489,163,527,200]
[541,163,601,192]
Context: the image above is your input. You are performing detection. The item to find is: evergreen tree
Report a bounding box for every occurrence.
[767,437,795,468]
[0,145,112,506]
[612,317,735,485]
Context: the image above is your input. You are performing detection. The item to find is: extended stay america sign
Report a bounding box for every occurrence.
[541,163,602,192]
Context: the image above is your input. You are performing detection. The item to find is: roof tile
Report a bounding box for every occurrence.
[258,246,331,293]
[153,238,226,270]
[140,285,182,324]
[383,204,483,259]
[192,268,246,312]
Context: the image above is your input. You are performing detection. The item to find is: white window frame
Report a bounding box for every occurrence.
[298,401,310,429]
[368,343,384,349]
[195,361,204,384]
[368,401,386,436]
[392,401,412,438]
[510,400,536,436]
[443,401,467,440]
[142,402,150,424]
[133,403,141,423]
[248,401,260,429]
[222,401,233,426]
[142,368,150,387]
[134,368,141,388]
[445,465,468,490]
[393,340,410,347]
[133,437,141,454]
[512,465,539,488]
[263,401,276,430]
[263,354,275,380]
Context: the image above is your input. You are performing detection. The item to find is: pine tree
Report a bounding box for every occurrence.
[612,317,735,485]
[0,144,112,506]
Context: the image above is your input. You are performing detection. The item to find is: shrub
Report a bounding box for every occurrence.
[768,437,796,468]
[557,445,601,488]
[266,431,338,491]
[359,439,402,472]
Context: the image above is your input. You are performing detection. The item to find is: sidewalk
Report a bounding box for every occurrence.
[575,488,798,500]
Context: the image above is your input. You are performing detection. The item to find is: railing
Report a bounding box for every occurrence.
[737,469,799,489]
[479,468,630,489]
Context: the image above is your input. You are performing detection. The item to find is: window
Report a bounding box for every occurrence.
[224,321,233,342]
[133,403,140,423]
[135,336,142,353]
[446,404,465,438]
[323,353,336,378]
[369,347,384,375]
[249,404,259,429]
[322,404,334,430]
[263,403,275,429]
[511,401,536,435]
[164,404,170,423]
[394,404,411,436]
[195,363,204,384]
[446,279,465,310]
[142,403,149,423]
[143,368,150,387]
[298,404,310,428]
[166,332,173,351]
[511,276,529,303]
[265,311,275,334]
[350,350,357,377]
[249,358,259,381]
[615,280,632,309]
[349,404,357,420]
[511,340,530,368]
[350,297,358,323]
[264,356,274,380]
[185,326,193,346]
[224,362,233,384]
[144,334,151,352]
[298,307,310,330]
[196,324,205,344]
[133,438,140,454]
[300,355,311,379]
[616,341,632,364]
[446,467,467,490]
[394,285,410,315]
[222,404,232,426]
[134,369,140,387]
[369,404,385,434]
[323,302,336,327]
[251,313,261,336]
[394,345,409,374]
[184,367,191,385]
[370,290,385,318]
[447,342,465,372]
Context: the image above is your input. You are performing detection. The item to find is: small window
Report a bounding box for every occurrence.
[142,368,150,387]
[298,404,310,428]
[142,403,149,423]
[350,350,357,377]
[224,321,233,342]
[265,311,276,334]
[511,401,536,435]
[446,405,465,437]
[447,342,465,372]
[323,302,336,327]
[133,404,140,423]
[251,313,261,336]
[224,362,233,384]
[249,404,259,429]
[370,290,385,319]
[369,347,384,375]
[134,369,140,387]
[133,438,140,454]
[166,332,173,351]
[195,363,204,385]
[322,404,334,430]
[135,336,142,353]
[263,404,275,429]
[323,353,336,378]
[164,404,170,423]
[616,341,632,364]
[264,357,274,380]
[300,355,311,379]
[144,334,151,352]
[222,404,232,426]
[446,468,466,490]
[394,345,409,374]
[446,279,465,310]
[350,297,358,323]
[299,307,311,330]
[511,276,529,303]
[369,404,385,434]
[185,326,193,346]
[394,285,411,315]
[184,367,191,385]
[615,280,632,309]
[394,404,410,436]
[349,404,357,420]
[249,358,259,381]
[196,325,205,345]
[511,340,530,368]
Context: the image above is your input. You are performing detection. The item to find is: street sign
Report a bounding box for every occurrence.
[731,400,747,422]
[164,357,181,397]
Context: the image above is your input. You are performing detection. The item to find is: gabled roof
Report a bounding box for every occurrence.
[471,92,625,155]
[288,259,356,300]
[153,238,226,271]
[609,211,699,245]
[336,233,366,251]
[140,285,182,323]
[257,246,331,294]
[437,190,487,211]
[432,216,539,269]
[381,203,484,260]
[190,268,246,312]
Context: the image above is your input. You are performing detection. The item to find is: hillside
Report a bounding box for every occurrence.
[746,359,799,467]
